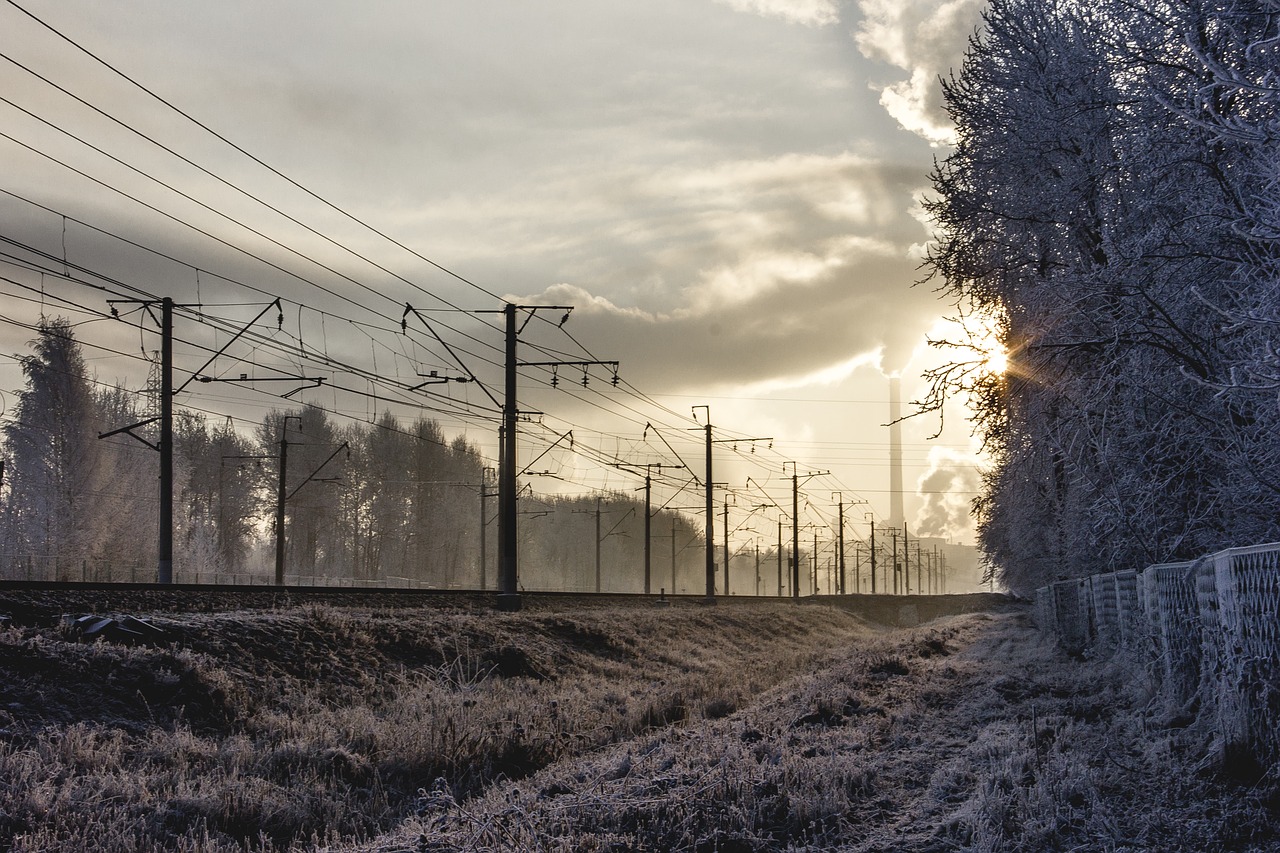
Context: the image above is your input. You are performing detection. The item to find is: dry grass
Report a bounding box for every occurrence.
[2,603,1274,852]
[0,601,872,851]
[351,612,1280,853]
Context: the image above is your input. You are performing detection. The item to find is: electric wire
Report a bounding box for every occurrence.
[2,0,505,303]
[0,10,969,544]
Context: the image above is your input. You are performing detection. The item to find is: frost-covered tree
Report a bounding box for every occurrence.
[174,411,261,579]
[926,0,1280,593]
[89,383,158,573]
[1,318,102,569]
[256,405,348,581]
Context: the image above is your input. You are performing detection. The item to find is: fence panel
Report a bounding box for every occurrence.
[1145,561,1201,714]
[1051,579,1088,655]
[1090,573,1119,652]
[1114,569,1141,650]
[1209,543,1280,767]
[1036,546,1280,770]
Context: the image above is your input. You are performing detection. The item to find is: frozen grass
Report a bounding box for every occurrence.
[352,612,1280,853]
[0,602,873,851]
[2,605,1274,851]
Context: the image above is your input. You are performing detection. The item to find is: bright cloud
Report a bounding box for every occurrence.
[854,0,984,145]
[713,0,841,26]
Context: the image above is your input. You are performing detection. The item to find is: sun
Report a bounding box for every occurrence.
[984,345,1008,375]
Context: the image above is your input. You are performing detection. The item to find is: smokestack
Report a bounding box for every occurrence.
[889,376,904,527]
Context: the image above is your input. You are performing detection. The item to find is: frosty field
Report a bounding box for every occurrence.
[0,594,1273,851]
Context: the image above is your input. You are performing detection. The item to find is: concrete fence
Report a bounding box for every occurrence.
[1034,542,1280,771]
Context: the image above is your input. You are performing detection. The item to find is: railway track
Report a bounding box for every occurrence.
[0,579,1018,626]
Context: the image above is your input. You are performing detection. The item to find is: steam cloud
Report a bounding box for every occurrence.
[914,447,982,541]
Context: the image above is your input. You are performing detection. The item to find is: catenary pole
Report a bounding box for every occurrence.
[791,471,800,598]
[869,516,877,594]
[158,297,173,584]
[722,496,730,596]
[274,430,288,585]
[498,304,519,610]
[837,496,845,595]
[777,517,784,596]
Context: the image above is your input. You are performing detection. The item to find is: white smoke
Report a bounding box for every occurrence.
[914,446,982,541]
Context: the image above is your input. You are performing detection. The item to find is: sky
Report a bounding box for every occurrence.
[0,0,993,546]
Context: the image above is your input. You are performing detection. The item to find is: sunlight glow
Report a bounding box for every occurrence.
[985,345,1008,375]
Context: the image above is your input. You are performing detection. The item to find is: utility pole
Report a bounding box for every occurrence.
[479,467,496,590]
[812,529,819,596]
[692,410,770,602]
[640,465,686,594]
[784,462,829,599]
[916,541,923,595]
[575,497,634,593]
[643,472,652,594]
[157,297,173,584]
[903,523,910,595]
[869,516,877,594]
[499,303,519,609]
[890,526,899,594]
[274,415,347,587]
[777,516,784,596]
[755,540,761,596]
[479,302,617,611]
[274,420,292,585]
[99,297,177,583]
[106,295,282,584]
[833,493,846,595]
[722,495,731,595]
[792,468,799,598]
[694,406,714,602]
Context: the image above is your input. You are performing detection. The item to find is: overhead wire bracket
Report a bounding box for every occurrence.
[98,417,160,451]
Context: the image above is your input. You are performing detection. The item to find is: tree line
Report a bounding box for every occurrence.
[0,318,722,589]
[926,0,1280,593]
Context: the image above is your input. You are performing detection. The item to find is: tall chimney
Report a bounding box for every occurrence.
[889,376,904,527]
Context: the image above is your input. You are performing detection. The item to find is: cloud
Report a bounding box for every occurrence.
[713,0,841,26]
[527,236,927,394]
[494,147,939,391]
[913,446,982,540]
[853,0,985,145]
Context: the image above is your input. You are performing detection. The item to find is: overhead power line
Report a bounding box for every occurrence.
[3,0,503,304]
